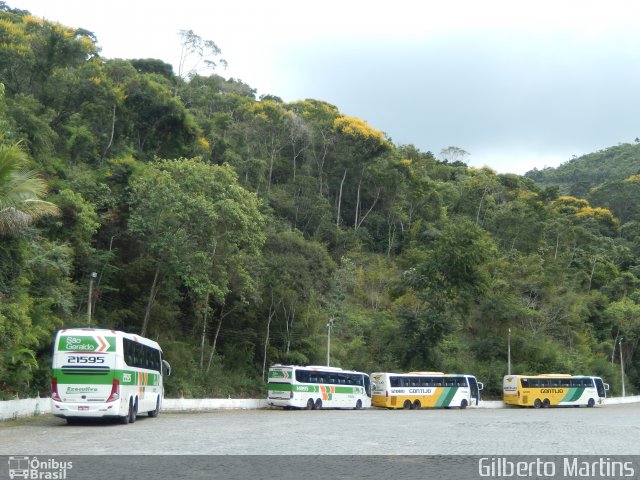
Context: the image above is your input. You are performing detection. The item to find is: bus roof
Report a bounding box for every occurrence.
[504,373,597,379]
[56,328,162,351]
[270,364,367,374]
[376,372,476,377]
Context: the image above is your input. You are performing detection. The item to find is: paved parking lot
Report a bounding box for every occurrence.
[2,403,639,455]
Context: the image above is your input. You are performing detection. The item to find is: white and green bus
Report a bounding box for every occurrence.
[51,328,171,424]
[267,365,371,410]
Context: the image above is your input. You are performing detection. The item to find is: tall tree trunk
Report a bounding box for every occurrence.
[199,292,210,369]
[336,169,347,226]
[475,187,488,226]
[206,304,235,374]
[387,213,396,258]
[354,176,362,229]
[283,302,295,354]
[102,104,116,159]
[355,187,380,230]
[262,291,280,381]
[588,258,597,293]
[141,265,160,337]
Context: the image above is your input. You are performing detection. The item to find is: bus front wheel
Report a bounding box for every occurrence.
[460,399,468,409]
[533,398,542,409]
[355,399,362,410]
[587,398,595,408]
[403,400,412,409]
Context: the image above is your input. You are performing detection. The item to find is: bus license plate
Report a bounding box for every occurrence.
[78,406,89,411]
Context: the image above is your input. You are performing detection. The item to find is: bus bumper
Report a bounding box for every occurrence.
[51,399,125,418]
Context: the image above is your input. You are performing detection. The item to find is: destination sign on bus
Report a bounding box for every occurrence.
[58,335,115,352]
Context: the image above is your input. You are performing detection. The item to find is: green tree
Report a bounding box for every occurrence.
[128,158,265,341]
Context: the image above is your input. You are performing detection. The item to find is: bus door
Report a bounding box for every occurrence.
[594,378,607,398]
[468,376,481,403]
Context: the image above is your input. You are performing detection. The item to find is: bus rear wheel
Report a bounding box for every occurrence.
[412,400,421,410]
[306,399,314,410]
[148,397,160,417]
[129,399,138,423]
[543,398,550,408]
[315,399,322,410]
[587,398,595,408]
[120,401,132,424]
[533,398,542,409]
[403,400,412,409]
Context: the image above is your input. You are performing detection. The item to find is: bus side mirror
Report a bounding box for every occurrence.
[478,382,484,391]
[604,383,609,391]
[162,359,172,377]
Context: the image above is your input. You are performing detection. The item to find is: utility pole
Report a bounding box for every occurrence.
[88,272,97,326]
[620,337,626,397]
[326,318,334,366]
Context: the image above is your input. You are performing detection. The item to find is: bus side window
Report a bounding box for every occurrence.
[124,339,132,366]
[521,378,529,388]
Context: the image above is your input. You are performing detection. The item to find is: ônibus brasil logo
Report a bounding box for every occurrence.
[7,456,72,479]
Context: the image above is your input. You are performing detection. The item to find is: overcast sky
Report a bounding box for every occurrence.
[10,0,640,174]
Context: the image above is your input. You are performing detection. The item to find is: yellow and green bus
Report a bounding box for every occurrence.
[503,374,609,408]
[51,328,171,424]
[371,371,483,409]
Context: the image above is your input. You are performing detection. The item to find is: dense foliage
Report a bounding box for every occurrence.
[1,4,638,399]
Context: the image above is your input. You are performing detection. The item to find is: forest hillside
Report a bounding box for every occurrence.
[0,3,638,399]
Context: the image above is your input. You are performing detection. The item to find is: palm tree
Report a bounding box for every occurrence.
[0,143,59,235]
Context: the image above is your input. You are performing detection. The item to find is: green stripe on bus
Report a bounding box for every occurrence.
[268,383,361,394]
[54,369,158,386]
[435,387,458,407]
[561,387,585,402]
[54,368,113,385]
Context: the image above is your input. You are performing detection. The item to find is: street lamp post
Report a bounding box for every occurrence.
[507,328,511,375]
[620,337,626,397]
[87,272,97,325]
[326,318,334,366]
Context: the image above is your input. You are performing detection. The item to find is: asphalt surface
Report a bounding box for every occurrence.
[2,403,639,455]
